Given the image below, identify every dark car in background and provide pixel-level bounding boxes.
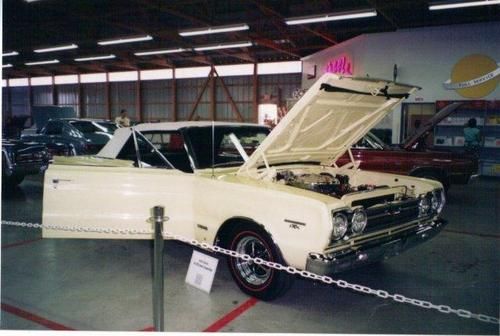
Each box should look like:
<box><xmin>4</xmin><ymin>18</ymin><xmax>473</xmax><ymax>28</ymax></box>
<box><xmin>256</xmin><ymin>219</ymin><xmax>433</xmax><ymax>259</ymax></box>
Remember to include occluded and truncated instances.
<box><xmin>21</xmin><ymin>119</ymin><xmax>118</xmax><ymax>155</ymax></box>
<box><xmin>337</xmin><ymin>102</ymin><xmax>477</xmax><ymax>191</ymax></box>
<box><xmin>2</xmin><ymin>139</ymin><xmax>50</xmax><ymax>188</ymax></box>
<box><xmin>337</xmin><ymin>132</ymin><xmax>477</xmax><ymax>191</ymax></box>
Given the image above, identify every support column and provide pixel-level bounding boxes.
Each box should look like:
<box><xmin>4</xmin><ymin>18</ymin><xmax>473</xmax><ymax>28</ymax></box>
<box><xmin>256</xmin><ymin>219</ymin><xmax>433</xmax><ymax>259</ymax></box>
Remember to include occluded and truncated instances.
<box><xmin>172</xmin><ymin>68</ymin><xmax>177</xmax><ymax>121</ymax></box>
<box><xmin>136</xmin><ymin>70</ymin><xmax>143</xmax><ymax>122</ymax></box>
<box><xmin>252</xmin><ymin>63</ymin><xmax>259</xmax><ymax>123</ymax></box>
<box><xmin>52</xmin><ymin>75</ymin><xmax>58</xmax><ymax>105</ymax></box>
<box><xmin>6</xmin><ymin>79</ymin><xmax>13</xmax><ymax>119</ymax></box>
<box><xmin>105</xmin><ymin>72</ymin><xmax>111</xmax><ymax>120</ymax></box>
<box><xmin>28</xmin><ymin>78</ymin><xmax>33</xmax><ymax>121</ymax></box>
<box><xmin>210</xmin><ymin>65</ymin><xmax>216</xmax><ymax>121</ymax></box>
<box><xmin>78</xmin><ymin>74</ymin><xmax>84</xmax><ymax>118</ymax></box>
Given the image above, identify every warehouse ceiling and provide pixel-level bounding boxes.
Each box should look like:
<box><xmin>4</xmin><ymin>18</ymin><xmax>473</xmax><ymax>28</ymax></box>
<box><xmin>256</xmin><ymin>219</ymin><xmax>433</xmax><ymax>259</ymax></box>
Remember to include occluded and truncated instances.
<box><xmin>2</xmin><ymin>0</ymin><xmax>499</xmax><ymax>78</ymax></box>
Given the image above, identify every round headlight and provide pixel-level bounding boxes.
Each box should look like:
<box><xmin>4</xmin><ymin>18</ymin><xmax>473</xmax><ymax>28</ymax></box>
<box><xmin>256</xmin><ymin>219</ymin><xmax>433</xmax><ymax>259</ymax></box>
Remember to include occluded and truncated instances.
<box><xmin>332</xmin><ymin>212</ymin><xmax>348</xmax><ymax>240</ymax></box>
<box><xmin>437</xmin><ymin>190</ymin><xmax>446</xmax><ymax>214</ymax></box>
<box><xmin>419</xmin><ymin>196</ymin><xmax>431</xmax><ymax>216</ymax></box>
<box><xmin>351</xmin><ymin>208</ymin><xmax>367</xmax><ymax>234</ymax></box>
<box><xmin>431</xmin><ymin>192</ymin><xmax>439</xmax><ymax>212</ymax></box>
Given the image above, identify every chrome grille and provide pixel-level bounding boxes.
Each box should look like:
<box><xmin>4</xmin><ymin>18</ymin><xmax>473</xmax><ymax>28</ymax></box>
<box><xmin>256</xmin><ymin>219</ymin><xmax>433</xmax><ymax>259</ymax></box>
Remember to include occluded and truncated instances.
<box><xmin>364</xmin><ymin>198</ymin><xmax>420</xmax><ymax>233</ymax></box>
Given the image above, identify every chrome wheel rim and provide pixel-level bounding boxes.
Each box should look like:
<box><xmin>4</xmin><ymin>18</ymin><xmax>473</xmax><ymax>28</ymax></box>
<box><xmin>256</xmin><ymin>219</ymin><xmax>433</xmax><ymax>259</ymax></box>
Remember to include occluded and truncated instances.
<box><xmin>234</xmin><ymin>236</ymin><xmax>271</xmax><ymax>286</ymax></box>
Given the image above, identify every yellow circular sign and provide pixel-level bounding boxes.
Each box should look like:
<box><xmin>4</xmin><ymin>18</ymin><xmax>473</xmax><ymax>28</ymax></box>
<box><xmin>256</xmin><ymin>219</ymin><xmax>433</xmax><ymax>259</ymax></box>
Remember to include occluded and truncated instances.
<box><xmin>448</xmin><ymin>54</ymin><xmax>499</xmax><ymax>98</ymax></box>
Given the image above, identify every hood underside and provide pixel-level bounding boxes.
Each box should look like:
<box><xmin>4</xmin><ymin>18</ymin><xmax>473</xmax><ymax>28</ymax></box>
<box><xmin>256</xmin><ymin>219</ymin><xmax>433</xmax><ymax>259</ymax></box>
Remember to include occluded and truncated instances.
<box><xmin>239</xmin><ymin>74</ymin><xmax>419</xmax><ymax>175</ymax></box>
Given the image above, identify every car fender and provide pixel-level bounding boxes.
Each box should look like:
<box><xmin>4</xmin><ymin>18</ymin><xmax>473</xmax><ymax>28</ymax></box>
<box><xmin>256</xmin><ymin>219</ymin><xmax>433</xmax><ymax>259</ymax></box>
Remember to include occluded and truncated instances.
<box><xmin>193</xmin><ymin>175</ymin><xmax>339</xmax><ymax>269</ymax></box>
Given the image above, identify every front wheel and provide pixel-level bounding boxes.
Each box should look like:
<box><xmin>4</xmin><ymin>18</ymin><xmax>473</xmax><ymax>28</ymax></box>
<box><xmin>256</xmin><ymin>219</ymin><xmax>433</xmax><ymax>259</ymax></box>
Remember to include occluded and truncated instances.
<box><xmin>227</xmin><ymin>226</ymin><xmax>293</xmax><ymax>301</ymax></box>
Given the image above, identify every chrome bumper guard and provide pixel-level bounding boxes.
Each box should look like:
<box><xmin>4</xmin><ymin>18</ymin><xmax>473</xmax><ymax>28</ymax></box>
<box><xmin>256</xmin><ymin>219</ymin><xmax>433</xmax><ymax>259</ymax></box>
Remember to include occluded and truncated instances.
<box><xmin>306</xmin><ymin>218</ymin><xmax>447</xmax><ymax>275</ymax></box>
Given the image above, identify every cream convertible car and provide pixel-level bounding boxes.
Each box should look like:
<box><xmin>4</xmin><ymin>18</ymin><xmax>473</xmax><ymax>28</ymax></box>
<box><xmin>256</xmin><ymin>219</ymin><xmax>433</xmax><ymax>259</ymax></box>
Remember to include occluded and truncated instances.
<box><xmin>43</xmin><ymin>74</ymin><xmax>446</xmax><ymax>300</ymax></box>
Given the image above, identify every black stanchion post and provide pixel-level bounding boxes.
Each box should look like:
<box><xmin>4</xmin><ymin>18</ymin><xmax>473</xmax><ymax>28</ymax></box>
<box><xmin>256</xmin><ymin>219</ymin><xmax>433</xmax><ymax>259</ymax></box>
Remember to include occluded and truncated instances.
<box><xmin>153</xmin><ymin>206</ymin><xmax>165</xmax><ymax>331</ymax></box>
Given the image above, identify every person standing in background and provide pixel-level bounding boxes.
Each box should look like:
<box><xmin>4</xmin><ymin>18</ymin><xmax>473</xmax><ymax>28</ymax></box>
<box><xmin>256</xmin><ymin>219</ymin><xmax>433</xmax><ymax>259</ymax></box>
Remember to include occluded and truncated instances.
<box><xmin>463</xmin><ymin>118</ymin><xmax>481</xmax><ymax>153</ymax></box>
<box><xmin>115</xmin><ymin>109</ymin><xmax>131</xmax><ymax>127</ymax></box>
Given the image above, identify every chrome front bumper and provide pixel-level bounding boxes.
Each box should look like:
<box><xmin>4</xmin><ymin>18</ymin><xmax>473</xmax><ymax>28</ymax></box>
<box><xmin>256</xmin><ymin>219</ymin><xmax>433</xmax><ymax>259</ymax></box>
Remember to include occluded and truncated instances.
<box><xmin>306</xmin><ymin>218</ymin><xmax>447</xmax><ymax>275</ymax></box>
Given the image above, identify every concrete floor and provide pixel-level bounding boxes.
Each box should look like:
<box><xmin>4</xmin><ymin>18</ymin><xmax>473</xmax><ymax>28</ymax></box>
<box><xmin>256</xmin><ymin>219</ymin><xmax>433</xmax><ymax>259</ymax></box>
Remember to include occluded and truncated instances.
<box><xmin>1</xmin><ymin>175</ymin><xmax>499</xmax><ymax>334</ymax></box>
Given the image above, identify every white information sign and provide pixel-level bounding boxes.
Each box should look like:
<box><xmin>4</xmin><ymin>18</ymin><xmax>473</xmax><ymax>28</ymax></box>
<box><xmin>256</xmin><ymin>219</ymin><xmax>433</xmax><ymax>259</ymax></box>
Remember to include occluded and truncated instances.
<box><xmin>185</xmin><ymin>250</ymin><xmax>219</xmax><ymax>293</ymax></box>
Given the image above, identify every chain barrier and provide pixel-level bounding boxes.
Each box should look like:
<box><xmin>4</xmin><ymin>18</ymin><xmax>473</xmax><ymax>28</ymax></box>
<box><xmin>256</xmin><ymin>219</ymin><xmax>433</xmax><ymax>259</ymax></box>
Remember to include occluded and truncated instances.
<box><xmin>2</xmin><ymin>219</ymin><xmax>499</xmax><ymax>325</ymax></box>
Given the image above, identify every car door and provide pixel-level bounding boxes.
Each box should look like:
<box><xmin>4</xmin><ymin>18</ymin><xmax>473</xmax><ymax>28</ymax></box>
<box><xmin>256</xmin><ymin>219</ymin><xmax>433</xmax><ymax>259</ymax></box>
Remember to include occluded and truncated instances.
<box><xmin>43</xmin><ymin>131</ymin><xmax>196</xmax><ymax>240</ymax></box>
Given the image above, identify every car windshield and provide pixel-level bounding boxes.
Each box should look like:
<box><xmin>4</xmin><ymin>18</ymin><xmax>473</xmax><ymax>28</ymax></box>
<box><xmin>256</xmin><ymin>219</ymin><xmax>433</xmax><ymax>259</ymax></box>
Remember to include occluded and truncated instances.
<box><xmin>184</xmin><ymin>126</ymin><xmax>269</xmax><ymax>169</ymax></box>
<box><xmin>353</xmin><ymin>132</ymin><xmax>387</xmax><ymax>150</ymax></box>
<box><xmin>70</xmin><ymin>121</ymin><xmax>117</xmax><ymax>134</ymax></box>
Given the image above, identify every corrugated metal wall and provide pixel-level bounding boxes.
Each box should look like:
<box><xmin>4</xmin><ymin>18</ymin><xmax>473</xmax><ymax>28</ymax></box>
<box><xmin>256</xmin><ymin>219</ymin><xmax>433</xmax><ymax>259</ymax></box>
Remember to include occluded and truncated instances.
<box><xmin>259</xmin><ymin>74</ymin><xmax>302</xmax><ymax>103</ymax></box>
<box><xmin>32</xmin><ymin>86</ymin><xmax>52</xmax><ymax>106</ymax></box>
<box><xmin>216</xmin><ymin>76</ymin><xmax>253</xmax><ymax>121</ymax></box>
<box><xmin>2</xmin><ymin>89</ymin><xmax>8</xmax><ymax>117</ymax></box>
<box><xmin>142</xmin><ymin>80</ymin><xmax>172</xmax><ymax>122</ymax></box>
<box><xmin>111</xmin><ymin>82</ymin><xmax>136</xmax><ymax>118</ymax></box>
<box><xmin>9</xmin><ymin>87</ymin><xmax>30</xmax><ymax>117</ymax></box>
<box><xmin>177</xmin><ymin>78</ymin><xmax>209</xmax><ymax>121</ymax></box>
<box><xmin>81</xmin><ymin>83</ymin><xmax>106</xmax><ymax>119</ymax></box>
<box><xmin>4</xmin><ymin>73</ymin><xmax>301</xmax><ymax>123</ymax></box>
<box><xmin>57</xmin><ymin>84</ymin><xmax>79</xmax><ymax>116</ymax></box>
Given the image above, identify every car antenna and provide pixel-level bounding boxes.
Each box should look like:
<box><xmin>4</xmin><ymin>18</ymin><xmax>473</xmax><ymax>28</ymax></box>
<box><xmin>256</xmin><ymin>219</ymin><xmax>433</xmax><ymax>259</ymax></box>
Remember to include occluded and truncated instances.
<box><xmin>211</xmin><ymin>120</ymin><xmax>215</xmax><ymax>179</ymax></box>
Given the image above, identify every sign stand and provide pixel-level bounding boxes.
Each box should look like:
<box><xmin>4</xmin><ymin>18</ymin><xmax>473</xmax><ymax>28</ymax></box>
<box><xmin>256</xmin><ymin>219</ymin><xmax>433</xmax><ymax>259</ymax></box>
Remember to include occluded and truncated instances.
<box><xmin>152</xmin><ymin>206</ymin><xmax>165</xmax><ymax>332</ymax></box>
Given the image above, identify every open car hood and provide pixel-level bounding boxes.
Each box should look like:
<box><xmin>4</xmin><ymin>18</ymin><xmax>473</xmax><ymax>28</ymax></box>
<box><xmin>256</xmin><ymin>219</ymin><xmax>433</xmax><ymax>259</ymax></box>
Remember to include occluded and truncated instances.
<box><xmin>239</xmin><ymin>73</ymin><xmax>419</xmax><ymax>175</ymax></box>
<box><xmin>402</xmin><ymin>102</ymin><xmax>463</xmax><ymax>150</ymax></box>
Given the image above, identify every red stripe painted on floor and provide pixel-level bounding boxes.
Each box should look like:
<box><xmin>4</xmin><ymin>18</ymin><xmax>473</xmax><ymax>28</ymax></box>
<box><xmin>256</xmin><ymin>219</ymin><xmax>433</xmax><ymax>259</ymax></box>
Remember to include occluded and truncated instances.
<box><xmin>1</xmin><ymin>303</ymin><xmax>75</xmax><ymax>330</ymax></box>
<box><xmin>139</xmin><ymin>326</ymin><xmax>155</xmax><ymax>331</ymax></box>
<box><xmin>443</xmin><ymin>229</ymin><xmax>500</xmax><ymax>239</ymax></box>
<box><xmin>2</xmin><ymin>238</ymin><xmax>42</xmax><ymax>249</ymax></box>
<box><xmin>203</xmin><ymin>297</ymin><xmax>258</xmax><ymax>332</ymax></box>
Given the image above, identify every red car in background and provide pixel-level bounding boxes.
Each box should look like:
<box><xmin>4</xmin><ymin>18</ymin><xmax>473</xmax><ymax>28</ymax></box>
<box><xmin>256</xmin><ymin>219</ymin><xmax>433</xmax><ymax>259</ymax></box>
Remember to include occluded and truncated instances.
<box><xmin>337</xmin><ymin>103</ymin><xmax>478</xmax><ymax>191</ymax></box>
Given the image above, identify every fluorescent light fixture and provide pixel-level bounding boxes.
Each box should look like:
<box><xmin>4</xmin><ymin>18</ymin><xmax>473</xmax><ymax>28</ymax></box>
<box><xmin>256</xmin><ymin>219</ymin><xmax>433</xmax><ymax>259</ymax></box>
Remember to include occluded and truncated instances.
<box><xmin>179</xmin><ymin>23</ymin><xmax>249</xmax><ymax>37</ymax></box>
<box><xmin>134</xmin><ymin>48</ymin><xmax>188</xmax><ymax>56</ymax></box>
<box><xmin>285</xmin><ymin>9</ymin><xmax>377</xmax><ymax>25</ymax></box>
<box><xmin>34</xmin><ymin>43</ymin><xmax>78</xmax><ymax>53</ymax></box>
<box><xmin>75</xmin><ymin>54</ymin><xmax>116</xmax><ymax>62</ymax></box>
<box><xmin>2</xmin><ymin>64</ymin><xmax>13</xmax><ymax>68</ymax></box>
<box><xmin>25</xmin><ymin>59</ymin><xmax>59</xmax><ymax>66</ymax></box>
<box><xmin>2</xmin><ymin>51</ymin><xmax>19</xmax><ymax>57</ymax></box>
<box><xmin>429</xmin><ymin>0</ymin><xmax>500</xmax><ymax>10</ymax></box>
<box><xmin>194</xmin><ymin>41</ymin><xmax>252</xmax><ymax>52</ymax></box>
<box><xmin>98</xmin><ymin>35</ymin><xmax>153</xmax><ymax>46</ymax></box>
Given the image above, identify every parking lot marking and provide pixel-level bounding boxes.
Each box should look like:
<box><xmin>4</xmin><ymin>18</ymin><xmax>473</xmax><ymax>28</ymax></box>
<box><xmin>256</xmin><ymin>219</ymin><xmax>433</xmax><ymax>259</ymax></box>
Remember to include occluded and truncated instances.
<box><xmin>203</xmin><ymin>297</ymin><xmax>258</xmax><ymax>332</ymax></box>
<box><xmin>1</xmin><ymin>302</ymin><xmax>75</xmax><ymax>330</ymax></box>
<box><xmin>2</xmin><ymin>238</ymin><xmax>42</xmax><ymax>249</ymax></box>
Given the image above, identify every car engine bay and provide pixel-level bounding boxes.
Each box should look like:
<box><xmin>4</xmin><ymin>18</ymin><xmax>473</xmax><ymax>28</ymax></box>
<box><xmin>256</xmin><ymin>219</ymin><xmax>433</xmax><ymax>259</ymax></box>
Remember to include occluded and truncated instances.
<box><xmin>274</xmin><ymin>170</ymin><xmax>381</xmax><ymax>198</ymax></box>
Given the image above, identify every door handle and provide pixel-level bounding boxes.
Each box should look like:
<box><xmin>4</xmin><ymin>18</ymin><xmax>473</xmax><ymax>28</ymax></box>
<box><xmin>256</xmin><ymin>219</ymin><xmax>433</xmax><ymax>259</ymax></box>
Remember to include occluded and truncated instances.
<box><xmin>52</xmin><ymin>178</ymin><xmax>72</xmax><ymax>183</ymax></box>
<box><xmin>51</xmin><ymin>178</ymin><xmax>72</xmax><ymax>189</ymax></box>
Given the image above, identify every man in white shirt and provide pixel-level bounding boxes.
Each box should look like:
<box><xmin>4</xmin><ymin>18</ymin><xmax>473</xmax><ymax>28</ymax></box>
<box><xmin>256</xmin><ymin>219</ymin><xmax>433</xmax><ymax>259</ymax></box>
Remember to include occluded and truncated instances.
<box><xmin>115</xmin><ymin>109</ymin><xmax>131</xmax><ymax>127</ymax></box>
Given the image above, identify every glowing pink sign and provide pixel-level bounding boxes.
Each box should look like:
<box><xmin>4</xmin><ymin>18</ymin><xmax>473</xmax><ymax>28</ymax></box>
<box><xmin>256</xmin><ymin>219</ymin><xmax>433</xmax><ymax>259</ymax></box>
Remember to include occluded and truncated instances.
<box><xmin>325</xmin><ymin>55</ymin><xmax>353</xmax><ymax>75</ymax></box>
